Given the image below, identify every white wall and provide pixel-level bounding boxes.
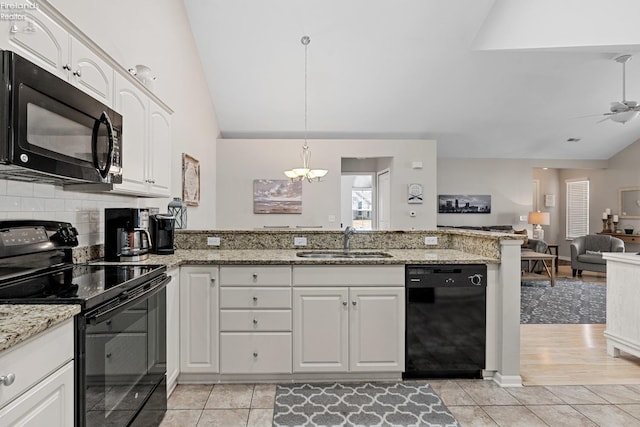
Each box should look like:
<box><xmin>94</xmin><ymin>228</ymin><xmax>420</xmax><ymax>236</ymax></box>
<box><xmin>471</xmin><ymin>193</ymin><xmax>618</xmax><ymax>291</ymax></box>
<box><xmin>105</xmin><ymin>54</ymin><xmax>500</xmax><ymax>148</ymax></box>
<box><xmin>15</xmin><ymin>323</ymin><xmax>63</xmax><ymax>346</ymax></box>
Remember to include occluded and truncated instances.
<box><xmin>48</xmin><ymin>0</ymin><xmax>220</xmax><ymax>229</ymax></box>
<box><xmin>216</xmin><ymin>139</ymin><xmax>437</xmax><ymax>230</ymax></box>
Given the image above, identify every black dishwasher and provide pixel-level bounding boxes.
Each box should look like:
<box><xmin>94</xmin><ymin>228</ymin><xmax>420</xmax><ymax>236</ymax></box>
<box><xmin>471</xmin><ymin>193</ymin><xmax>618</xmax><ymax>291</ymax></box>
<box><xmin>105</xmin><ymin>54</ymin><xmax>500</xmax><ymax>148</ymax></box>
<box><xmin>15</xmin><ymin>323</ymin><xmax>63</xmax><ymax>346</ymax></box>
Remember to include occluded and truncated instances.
<box><xmin>404</xmin><ymin>264</ymin><xmax>486</xmax><ymax>379</ymax></box>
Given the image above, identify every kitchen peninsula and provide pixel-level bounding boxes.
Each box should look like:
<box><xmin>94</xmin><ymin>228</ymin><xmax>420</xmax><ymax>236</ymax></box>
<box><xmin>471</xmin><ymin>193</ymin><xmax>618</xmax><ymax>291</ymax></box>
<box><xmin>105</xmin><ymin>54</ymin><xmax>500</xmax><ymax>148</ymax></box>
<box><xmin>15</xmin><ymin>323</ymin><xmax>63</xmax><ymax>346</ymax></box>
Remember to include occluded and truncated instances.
<box><xmin>153</xmin><ymin>228</ymin><xmax>524</xmax><ymax>387</ymax></box>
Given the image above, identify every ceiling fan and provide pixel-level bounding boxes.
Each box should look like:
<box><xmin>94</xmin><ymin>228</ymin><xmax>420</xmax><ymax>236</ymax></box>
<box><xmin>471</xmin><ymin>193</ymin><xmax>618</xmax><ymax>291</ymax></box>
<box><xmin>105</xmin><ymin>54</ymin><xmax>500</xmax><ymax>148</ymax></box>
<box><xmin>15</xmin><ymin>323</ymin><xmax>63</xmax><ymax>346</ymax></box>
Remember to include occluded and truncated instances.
<box><xmin>600</xmin><ymin>54</ymin><xmax>640</xmax><ymax>124</ymax></box>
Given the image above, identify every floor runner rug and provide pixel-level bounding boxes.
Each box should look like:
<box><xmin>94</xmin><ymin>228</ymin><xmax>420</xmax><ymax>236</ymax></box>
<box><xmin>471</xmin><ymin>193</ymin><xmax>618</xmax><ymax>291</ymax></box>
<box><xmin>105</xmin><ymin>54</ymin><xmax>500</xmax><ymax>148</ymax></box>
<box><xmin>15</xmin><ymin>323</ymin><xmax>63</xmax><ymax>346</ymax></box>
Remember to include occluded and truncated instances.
<box><xmin>273</xmin><ymin>382</ymin><xmax>459</xmax><ymax>427</ymax></box>
<box><xmin>521</xmin><ymin>278</ymin><xmax>606</xmax><ymax>324</ymax></box>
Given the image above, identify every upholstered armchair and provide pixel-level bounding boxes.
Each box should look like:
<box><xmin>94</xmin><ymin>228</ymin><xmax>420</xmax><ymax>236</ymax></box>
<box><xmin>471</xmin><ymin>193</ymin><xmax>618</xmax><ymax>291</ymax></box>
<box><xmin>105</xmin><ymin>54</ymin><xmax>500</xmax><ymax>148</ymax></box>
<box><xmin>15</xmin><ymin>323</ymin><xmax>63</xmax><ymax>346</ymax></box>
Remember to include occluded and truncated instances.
<box><xmin>570</xmin><ymin>234</ymin><xmax>625</xmax><ymax>277</ymax></box>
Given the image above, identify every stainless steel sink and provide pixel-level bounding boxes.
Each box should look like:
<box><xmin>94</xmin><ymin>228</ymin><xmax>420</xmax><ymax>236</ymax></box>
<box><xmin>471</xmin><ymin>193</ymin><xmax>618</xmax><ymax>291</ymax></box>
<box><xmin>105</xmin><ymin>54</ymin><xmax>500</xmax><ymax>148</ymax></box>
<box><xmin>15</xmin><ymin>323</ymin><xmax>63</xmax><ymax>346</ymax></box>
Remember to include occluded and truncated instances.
<box><xmin>296</xmin><ymin>251</ymin><xmax>392</xmax><ymax>259</ymax></box>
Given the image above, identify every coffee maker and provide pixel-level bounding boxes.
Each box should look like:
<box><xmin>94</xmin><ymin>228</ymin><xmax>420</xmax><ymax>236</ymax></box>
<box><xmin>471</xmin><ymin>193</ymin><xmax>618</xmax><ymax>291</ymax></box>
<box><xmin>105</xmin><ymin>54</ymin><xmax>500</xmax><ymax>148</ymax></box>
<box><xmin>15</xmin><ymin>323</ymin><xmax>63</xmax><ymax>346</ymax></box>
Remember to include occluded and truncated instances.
<box><xmin>104</xmin><ymin>208</ymin><xmax>152</xmax><ymax>261</ymax></box>
<box><xmin>149</xmin><ymin>214</ymin><xmax>175</xmax><ymax>255</ymax></box>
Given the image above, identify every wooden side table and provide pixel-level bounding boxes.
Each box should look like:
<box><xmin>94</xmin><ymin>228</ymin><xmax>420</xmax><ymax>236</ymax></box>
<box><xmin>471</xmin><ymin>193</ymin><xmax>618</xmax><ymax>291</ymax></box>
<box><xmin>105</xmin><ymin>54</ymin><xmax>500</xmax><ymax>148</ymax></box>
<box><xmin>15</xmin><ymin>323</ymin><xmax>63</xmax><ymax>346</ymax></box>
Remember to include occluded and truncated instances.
<box><xmin>521</xmin><ymin>252</ymin><xmax>556</xmax><ymax>286</ymax></box>
<box><xmin>546</xmin><ymin>244</ymin><xmax>559</xmax><ymax>273</ymax></box>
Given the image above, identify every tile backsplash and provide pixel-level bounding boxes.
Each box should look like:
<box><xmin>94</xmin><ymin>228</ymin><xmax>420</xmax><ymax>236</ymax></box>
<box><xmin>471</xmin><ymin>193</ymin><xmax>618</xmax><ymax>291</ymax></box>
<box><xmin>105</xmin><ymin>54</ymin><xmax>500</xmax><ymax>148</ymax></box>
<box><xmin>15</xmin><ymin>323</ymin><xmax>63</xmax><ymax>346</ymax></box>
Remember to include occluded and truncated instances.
<box><xmin>0</xmin><ymin>179</ymin><xmax>146</xmax><ymax>247</ymax></box>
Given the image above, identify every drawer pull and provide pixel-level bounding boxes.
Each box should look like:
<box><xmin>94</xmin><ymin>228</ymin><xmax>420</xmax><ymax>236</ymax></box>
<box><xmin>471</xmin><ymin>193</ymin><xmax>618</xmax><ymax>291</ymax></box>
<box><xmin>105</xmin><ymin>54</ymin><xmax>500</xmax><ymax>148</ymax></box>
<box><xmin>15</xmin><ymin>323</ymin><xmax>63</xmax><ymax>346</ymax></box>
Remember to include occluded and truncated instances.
<box><xmin>253</xmin><ymin>319</ymin><xmax>258</xmax><ymax>325</ymax></box>
<box><xmin>252</xmin><ymin>296</ymin><xmax>258</xmax><ymax>302</ymax></box>
<box><xmin>0</xmin><ymin>373</ymin><xmax>15</xmax><ymax>386</ymax></box>
<box><xmin>252</xmin><ymin>273</ymin><xmax>258</xmax><ymax>280</ymax></box>
<box><xmin>253</xmin><ymin>352</ymin><xmax>258</xmax><ymax>358</ymax></box>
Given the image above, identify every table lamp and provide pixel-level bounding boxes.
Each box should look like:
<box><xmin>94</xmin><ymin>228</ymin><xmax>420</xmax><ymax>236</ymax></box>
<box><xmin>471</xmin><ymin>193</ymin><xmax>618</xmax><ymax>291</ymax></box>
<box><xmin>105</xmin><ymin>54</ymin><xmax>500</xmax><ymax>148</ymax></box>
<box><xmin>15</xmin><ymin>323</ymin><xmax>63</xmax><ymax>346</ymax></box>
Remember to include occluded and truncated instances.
<box><xmin>528</xmin><ymin>211</ymin><xmax>550</xmax><ymax>241</ymax></box>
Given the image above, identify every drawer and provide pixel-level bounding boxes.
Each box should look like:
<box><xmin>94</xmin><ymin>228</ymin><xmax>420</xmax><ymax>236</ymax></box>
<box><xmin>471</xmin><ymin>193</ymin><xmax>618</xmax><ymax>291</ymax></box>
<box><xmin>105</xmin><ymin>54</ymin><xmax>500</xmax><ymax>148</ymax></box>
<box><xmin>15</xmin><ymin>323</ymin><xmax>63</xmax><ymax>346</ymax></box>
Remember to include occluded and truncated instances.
<box><xmin>220</xmin><ymin>287</ymin><xmax>291</xmax><ymax>309</ymax></box>
<box><xmin>293</xmin><ymin>265</ymin><xmax>405</xmax><ymax>286</ymax></box>
<box><xmin>0</xmin><ymin>320</ymin><xmax>74</xmax><ymax>408</ymax></box>
<box><xmin>220</xmin><ymin>310</ymin><xmax>291</xmax><ymax>332</ymax></box>
<box><xmin>220</xmin><ymin>266</ymin><xmax>291</xmax><ymax>286</ymax></box>
<box><xmin>220</xmin><ymin>332</ymin><xmax>292</xmax><ymax>374</ymax></box>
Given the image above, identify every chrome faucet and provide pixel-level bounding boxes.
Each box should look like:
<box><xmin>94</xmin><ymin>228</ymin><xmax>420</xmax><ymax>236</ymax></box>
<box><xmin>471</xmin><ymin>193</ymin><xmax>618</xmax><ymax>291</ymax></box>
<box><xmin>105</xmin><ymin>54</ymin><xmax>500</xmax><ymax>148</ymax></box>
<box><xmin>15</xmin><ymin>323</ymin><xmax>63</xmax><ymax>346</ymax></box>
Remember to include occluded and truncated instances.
<box><xmin>343</xmin><ymin>226</ymin><xmax>357</xmax><ymax>251</ymax></box>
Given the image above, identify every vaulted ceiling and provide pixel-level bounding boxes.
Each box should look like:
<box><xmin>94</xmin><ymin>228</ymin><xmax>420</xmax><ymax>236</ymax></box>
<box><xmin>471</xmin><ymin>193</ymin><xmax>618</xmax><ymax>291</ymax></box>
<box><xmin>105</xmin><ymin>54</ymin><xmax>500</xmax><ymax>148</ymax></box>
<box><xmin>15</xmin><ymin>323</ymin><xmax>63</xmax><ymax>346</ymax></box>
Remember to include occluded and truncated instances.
<box><xmin>184</xmin><ymin>0</ymin><xmax>640</xmax><ymax>159</ymax></box>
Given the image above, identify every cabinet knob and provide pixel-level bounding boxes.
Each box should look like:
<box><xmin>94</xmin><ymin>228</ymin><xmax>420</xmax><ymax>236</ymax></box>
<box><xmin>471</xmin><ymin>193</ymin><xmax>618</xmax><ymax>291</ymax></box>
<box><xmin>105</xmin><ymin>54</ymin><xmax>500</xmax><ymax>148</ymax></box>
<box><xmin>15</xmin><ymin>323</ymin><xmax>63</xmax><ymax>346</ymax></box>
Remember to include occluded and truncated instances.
<box><xmin>252</xmin><ymin>296</ymin><xmax>258</xmax><ymax>302</ymax></box>
<box><xmin>253</xmin><ymin>352</ymin><xmax>258</xmax><ymax>358</ymax></box>
<box><xmin>342</xmin><ymin>301</ymin><xmax>348</xmax><ymax>306</ymax></box>
<box><xmin>253</xmin><ymin>319</ymin><xmax>258</xmax><ymax>325</ymax></box>
<box><xmin>73</xmin><ymin>69</ymin><xmax>82</xmax><ymax>77</ymax></box>
<box><xmin>106</xmin><ymin>353</ymin><xmax>112</xmax><ymax>359</ymax></box>
<box><xmin>62</xmin><ymin>64</ymin><xmax>71</xmax><ymax>71</ymax></box>
<box><xmin>252</xmin><ymin>273</ymin><xmax>258</xmax><ymax>280</ymax></box>
<box><xmin>352</xmin><ymin>301</ymin><xmax>357</xmax><ymax>306</ymax></box>
<box><xmin>0</xmin><ymin>373</ymin><xmax>15</xmax><ymax>386</ymax></box>
<box><xmin>210</xmin><ymin>277</ymin><xmax>216</xmax><ymax>283</ymax></box>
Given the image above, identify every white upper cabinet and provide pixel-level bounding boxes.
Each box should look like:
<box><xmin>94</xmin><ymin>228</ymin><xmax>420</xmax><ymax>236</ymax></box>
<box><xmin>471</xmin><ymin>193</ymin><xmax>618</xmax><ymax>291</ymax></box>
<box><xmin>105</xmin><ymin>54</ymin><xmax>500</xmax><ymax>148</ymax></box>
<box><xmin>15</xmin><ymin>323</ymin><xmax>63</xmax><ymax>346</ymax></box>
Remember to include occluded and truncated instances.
<box><xmin>113</xmin><ymin>74</ymin><xmax>172</xmax><ymax>197</ymax></box>
<box><xmin>1</xmin><ymin>1</ymin><xmax>114</xmax><ymax>106</ymax></box>
<box><xmin>114</xmin><ymin>74</ymin><xmax>148</xmax><ymax>194</ymax></box>
<box><xmin>148</xmin><ymin>100</ymin><xmax>172</xmax><ymax>196</ymax></box>
<box><xmin>1</xmin><ymin>0</ymin><xmax>173</xmax><ymax>197</ymax></box>
<box><xmin>2</xmin><ymin>1</ymin><xmax>68</xmax><ymax>78</ymax></box>
<box><xmin>69</xmin><ymin>37</ymin><xmax>113</xmax><ymax>105</ymax></box>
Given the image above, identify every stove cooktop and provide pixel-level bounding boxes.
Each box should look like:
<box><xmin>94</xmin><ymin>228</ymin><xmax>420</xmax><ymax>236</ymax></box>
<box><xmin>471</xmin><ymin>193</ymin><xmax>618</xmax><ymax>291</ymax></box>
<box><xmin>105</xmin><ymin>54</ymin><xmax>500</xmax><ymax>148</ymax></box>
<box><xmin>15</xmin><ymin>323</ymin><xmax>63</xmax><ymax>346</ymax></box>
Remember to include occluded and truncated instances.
<box><xmin>0</xmin><ymin>264</ymin><xmax>166</xmax><ymax>310</ymax></box>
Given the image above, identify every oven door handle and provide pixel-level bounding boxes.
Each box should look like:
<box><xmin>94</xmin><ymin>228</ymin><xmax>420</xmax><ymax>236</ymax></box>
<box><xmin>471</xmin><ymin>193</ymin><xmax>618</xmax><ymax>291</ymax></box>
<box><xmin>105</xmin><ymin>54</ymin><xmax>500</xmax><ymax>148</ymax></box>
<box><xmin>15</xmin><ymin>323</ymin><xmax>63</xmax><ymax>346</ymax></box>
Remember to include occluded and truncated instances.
<box><xmin>86</xmin><ymin>275</ymin><xmax>170</xmax><ymax>325</ymax></box>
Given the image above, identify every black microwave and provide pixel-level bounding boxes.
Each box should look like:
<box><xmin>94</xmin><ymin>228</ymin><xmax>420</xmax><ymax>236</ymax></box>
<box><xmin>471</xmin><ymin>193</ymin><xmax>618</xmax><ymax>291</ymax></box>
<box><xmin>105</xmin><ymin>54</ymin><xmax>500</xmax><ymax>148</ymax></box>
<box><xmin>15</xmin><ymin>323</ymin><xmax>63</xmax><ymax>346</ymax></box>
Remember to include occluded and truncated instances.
<box><xmin>0</xmin><ymin>50</ymin><xmax>122</xmax><ymax>185</ymax></box>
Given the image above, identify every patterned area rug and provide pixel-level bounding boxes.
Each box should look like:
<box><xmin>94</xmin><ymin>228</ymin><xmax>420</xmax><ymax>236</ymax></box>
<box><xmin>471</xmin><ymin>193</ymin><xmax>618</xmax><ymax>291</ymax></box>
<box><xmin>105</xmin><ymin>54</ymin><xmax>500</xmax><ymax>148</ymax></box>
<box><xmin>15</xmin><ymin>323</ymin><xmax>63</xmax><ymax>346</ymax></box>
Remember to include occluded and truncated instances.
<box><xmin>273</xmin><ymin>382</ymin><xmax>458</xmax><ymax>427</ymax></box>
<box><xmin>521</xmin><ymin>278</ymin><xmax>606</xmax><ymax>324</ymax></box>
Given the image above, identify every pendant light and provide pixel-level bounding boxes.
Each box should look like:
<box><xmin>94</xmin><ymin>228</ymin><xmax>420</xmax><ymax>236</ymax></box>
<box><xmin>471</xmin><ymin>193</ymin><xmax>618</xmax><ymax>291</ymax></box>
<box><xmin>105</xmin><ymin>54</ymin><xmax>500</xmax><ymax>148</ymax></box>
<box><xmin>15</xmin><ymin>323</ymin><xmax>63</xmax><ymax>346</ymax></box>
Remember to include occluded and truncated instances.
<box><xmin>284</xmin><ymin>35</ymin><xmax>328</xmax><ymax>182</ymax></box>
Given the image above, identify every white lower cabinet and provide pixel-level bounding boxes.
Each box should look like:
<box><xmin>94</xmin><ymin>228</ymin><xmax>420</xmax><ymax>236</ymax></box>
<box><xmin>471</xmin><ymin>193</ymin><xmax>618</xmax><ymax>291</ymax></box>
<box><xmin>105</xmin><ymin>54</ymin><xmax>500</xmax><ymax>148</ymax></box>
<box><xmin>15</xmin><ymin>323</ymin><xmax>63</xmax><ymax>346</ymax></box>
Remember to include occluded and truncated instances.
<box><xmin>0</xmin><ymin>320</ymin><xmax>75</xmax><ymax>427</ymax></box>
<box><xmin>219</xmin><ymin>266</ymin><xmax>292</xmax><ymax>374</ymax></box>
<box><xmin>166</xmin><ymin>268</ymin><xmax>180</xmax><ymax>393</ymax></box>
<box><xmin>293</xmin><ymin>265</ymin><xmax>405</xmax><ymax>374</ymax></box>
<box><xmin>180</xmin><ymin>266</ymin><xmax>219</xmax><ymax>373</ymax></box>
<box><xmin>293</xmin><ymin>287</ymin><xmax>349</xmax><ymax>372</ymax></box>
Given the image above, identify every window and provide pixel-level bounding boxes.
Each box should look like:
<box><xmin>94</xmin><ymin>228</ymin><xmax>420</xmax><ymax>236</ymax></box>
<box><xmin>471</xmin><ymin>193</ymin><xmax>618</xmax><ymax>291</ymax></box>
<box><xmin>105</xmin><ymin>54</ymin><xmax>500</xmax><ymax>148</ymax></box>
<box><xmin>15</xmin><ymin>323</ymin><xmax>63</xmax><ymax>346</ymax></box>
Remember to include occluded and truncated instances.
<box><xmin>566</xmin><ymin>179</ymin><xmax>589</xmax><ymax>239</ymax></box>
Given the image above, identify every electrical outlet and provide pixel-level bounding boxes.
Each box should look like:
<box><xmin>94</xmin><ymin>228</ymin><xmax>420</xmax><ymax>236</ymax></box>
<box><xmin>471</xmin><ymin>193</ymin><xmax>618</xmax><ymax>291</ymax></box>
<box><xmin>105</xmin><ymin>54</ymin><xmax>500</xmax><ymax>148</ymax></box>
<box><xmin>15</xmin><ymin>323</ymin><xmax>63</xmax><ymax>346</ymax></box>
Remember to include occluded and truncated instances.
<box><xmin>328</xmin><ymin>215</ymin><xmax>336</xmax><ymax>222</ymax></box>
<box><xmin>294</xmin><ymin>237</ymin><xmax>307</xmax><ymax>246</ymax></box>
<box><xmin>424</xmin><ymin>236</ymin><xmax>438</xmax><ymax>245</ymax></box>
<box><xmin>207</xmin><ymin>237</ymin><xmax>220</xmax><ymax>246</ymax></box>
<box><xmin>519</xmin><ymin>215</ymin><xmax>528</xmax><ymax>221</ymax></box>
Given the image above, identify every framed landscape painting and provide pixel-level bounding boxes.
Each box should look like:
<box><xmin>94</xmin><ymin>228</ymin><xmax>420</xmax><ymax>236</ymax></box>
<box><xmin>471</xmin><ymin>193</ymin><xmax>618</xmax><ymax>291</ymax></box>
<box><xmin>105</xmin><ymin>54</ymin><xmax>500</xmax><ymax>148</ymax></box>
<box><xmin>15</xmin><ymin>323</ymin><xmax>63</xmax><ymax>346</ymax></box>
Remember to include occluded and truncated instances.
<box><xmin>253</xmin><ymin>179</ymin><xmax>302</xmax><ymax>214</ymax></box>
<box><xmin>438</xmin><ymin>194</ymin><xmax>491</xmax><ymax>214</ymax></box>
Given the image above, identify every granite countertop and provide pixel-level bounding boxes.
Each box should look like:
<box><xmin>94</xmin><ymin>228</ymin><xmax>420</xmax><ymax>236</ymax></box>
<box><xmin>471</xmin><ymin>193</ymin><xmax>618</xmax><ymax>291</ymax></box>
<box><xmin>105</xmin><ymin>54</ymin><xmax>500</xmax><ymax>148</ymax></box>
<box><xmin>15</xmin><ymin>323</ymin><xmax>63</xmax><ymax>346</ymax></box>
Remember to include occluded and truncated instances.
<box><xmin>0</xmin><ymin>304</ymin><xmax>81</xmax><ymax>353</ymax></box>
<box><xmin>129</xmin><ymin>248</ymin><xmax>499</xmax><ymax>270</ymax></box>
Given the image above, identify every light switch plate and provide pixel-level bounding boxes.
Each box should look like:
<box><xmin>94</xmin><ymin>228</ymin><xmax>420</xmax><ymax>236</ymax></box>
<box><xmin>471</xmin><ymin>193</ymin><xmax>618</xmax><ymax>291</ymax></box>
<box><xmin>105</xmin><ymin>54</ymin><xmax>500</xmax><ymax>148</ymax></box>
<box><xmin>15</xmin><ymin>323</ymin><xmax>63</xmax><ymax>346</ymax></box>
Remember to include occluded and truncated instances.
<box><xmin>424</xmin><ymin>236</ymin><xmax>438</xmax><ymax>245</ymax></box>
<box><xmin>207</xmin><ymin>236</ymin><xmax>220</xmax><ymax>246</ymax></box>
<box><xmin>294</xmin><ymin>237</ymin><xmax>307</xmax><ymax>246</ymax></box>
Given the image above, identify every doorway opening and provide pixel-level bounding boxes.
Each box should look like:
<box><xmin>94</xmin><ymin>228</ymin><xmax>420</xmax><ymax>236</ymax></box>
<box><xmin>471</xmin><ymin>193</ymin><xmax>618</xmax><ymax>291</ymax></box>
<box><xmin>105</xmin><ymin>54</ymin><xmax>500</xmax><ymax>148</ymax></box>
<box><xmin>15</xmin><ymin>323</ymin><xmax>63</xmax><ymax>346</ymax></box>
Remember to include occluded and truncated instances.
<box><xmin>340</xmin><ymin>157</ymin><xmax>392</xmax><ymax>230</ymax></box>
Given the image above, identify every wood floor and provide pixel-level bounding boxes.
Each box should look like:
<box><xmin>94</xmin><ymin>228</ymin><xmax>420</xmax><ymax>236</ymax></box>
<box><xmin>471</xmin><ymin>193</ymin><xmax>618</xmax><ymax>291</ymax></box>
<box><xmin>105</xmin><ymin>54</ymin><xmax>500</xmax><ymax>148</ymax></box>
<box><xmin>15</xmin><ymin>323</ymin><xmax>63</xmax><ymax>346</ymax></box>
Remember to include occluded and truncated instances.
<box><xmin>520</xmin><ymin>265</ymin><xmax>640</xmax><ymax>385</ymax></box>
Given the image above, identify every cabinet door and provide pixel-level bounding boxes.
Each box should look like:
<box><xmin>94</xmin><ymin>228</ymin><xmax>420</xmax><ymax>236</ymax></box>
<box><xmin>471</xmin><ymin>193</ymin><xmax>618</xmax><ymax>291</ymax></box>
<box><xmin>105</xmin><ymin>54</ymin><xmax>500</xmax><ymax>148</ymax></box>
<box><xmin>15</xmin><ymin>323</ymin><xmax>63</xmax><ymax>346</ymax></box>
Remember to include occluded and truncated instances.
<box><xmin>166</xmin><ymin>268</ymin><xmax>180</xmax><ymax>393</ymax></box>
<box><xmin>0</xmin><ymin>361</ymin><xmax>74</xmax><ymax>427</ymax></box>
<box><xmin>349</xmin><ymin>287</ymin><xmax>405</xmax><ymax>372</ymax></box>
<box><xmin>70</xmin><ymin>36</ymin><xmax>113</xmax><ymax>106</ymax></box>
<box><xmin>1</xmin><ymin>1</ymin><xmax>69</xmax><ymax>79</ymax></box>
<box><xmin>180</xmin><ymin>266</ymin><xmax>219</xmax><ymax>373</ymax></box>
<box><xmin>293</xmin><ymin>287</ymin><xmax>348</xmax><ymax>372</ymax></box>
<box><xmin>114</xmin><ymin>74</ymin><xmax>148</xmax><ymax>194</ymax></box>
<box><xmin>148</xmin><ymin>101</ymin><xmax>172</xmax><ymax>196</ymax></box>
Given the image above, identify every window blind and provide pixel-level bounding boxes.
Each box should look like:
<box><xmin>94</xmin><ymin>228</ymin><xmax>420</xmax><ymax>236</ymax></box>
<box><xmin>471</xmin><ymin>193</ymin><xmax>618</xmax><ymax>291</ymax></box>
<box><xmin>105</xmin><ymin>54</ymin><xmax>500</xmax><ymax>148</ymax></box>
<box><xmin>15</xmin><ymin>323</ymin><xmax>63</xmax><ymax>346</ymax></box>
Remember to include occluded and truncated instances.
<box><xmin>566</xmin><ymin>179</ymin><xmax>589</xmax><ymax>239</ymax></box>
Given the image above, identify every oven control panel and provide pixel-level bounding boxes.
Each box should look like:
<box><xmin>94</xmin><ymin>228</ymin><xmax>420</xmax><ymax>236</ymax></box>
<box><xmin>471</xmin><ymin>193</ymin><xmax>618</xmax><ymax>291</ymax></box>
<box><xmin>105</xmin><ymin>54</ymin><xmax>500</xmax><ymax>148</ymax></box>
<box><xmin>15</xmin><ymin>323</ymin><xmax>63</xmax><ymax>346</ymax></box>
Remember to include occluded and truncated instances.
<box><xmin>0</xmin><ymin>226</ymin><xmax>48</xmax><ymax>246</ymax></box>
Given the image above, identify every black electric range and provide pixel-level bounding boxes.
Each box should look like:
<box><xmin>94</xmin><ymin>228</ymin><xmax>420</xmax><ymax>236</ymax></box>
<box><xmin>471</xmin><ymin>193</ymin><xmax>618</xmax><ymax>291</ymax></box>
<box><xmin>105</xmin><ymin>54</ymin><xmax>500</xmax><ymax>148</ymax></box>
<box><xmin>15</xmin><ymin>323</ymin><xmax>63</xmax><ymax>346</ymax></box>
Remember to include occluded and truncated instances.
<box><xmin>0</xmin><ymin>220</ymin><xmax>169</xmax><ymax>427</ymax></box>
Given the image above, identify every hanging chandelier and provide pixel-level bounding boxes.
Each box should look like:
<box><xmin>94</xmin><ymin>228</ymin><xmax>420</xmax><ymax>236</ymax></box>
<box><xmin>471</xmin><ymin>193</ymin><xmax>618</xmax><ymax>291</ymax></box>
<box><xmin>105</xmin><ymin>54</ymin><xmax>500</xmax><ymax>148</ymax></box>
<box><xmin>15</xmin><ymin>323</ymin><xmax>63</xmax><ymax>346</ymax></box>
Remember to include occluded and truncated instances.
<box><xmin>284</xmin><ymin>35</ymin><xmax>328</xmax><ymax>182</ymax></box>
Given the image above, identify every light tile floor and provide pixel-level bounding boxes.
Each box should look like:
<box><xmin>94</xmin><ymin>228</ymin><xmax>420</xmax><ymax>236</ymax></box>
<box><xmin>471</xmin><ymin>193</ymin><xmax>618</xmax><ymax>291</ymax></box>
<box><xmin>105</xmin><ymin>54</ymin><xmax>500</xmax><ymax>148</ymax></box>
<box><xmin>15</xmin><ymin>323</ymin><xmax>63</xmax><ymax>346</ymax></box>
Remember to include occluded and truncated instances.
<box><xmin>160</xmin><ymin>381</ymin><xmax>640</xmax><ymax>427</ymax></box>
